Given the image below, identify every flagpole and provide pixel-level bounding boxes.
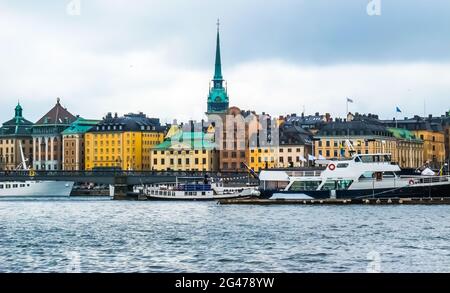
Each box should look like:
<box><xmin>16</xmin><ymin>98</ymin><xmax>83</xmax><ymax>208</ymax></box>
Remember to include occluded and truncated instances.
<box><xmin>346</xmin><ymin>98</ymin><xmax>348</xmax><ymax>117</ymax></box>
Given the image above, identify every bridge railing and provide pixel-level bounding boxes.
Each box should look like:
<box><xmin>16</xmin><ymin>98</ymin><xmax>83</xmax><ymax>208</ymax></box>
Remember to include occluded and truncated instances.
<box><xmin>0</xmin><ymin>170</ymin><xmax>253</xmax><ymax>178</ymax></box>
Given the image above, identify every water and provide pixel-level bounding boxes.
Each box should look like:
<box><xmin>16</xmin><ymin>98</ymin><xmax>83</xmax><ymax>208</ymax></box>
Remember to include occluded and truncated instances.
<box><xmin>1</xmin><ymin>197</ymin><xmax>450</xmax><ymax>273</ymax></box>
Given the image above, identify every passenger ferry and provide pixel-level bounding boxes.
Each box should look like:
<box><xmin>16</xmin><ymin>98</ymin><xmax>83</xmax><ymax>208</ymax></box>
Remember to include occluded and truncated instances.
<box><xmin>0</xmin><ymin>180</ymin><xmax>74</xmax><ymax>197</ymax></box>
<box><xmin>139</xmin><ymin>177</ymin><xmax>260</xmax><ymax>201</ymax></box>
<box><xmin>258</xmin><ymin>154</ymin><xmax>450</xmax><ymax>200</ymax></box>
<box><xmin>0</xmin><ymin>144</ymin><xmax>74</xmax><ymax>197</ymax></box>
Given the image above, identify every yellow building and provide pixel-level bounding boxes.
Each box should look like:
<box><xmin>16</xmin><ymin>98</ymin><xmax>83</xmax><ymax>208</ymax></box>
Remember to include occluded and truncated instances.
<box><xmin>388</xmin><ymin>128</ymin><xmax>424</xmax><ymax>169</ymax></box>
<box><xmin>314</xmin><ymin>120</ymin><xmax>397</xmax><ymax>159</ymax></box>
<box><xmin>84</xmin><ymin>113</ymin><xmax>164</xmax><ymax>171</ymax></box>
<box><xmin>414</xmin><ymin>130</ymin><xmax>445</xmax><ymax>165</ymax></box>
<box><xmin>248</xmin><ymin>147</ymin><xmax>277</xmax><ymax>172</ymax></box>
<box><xmin>314</xmin><ymin>120</ymin><xmax>426</xmax><ymax>169</ymax></box>
<box><xmin>150</xmin><ymin>130</ymin><xmax>218</xmax><ymax>172</ymax></box>
<box><xmin>382</xmin><ymin>117</ymin><xmax>446</xmax><ymax>167</ymax></box>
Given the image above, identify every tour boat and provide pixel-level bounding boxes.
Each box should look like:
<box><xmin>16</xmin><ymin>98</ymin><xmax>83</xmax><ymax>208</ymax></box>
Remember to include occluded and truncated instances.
<box><xmin>258</xmin><ymin>153</ymin><xmax>450</xmax><ymax>200</ymax></box>
<box><xmin>138</xmin><ymin>177</ymin><xmax>260</xmax><ymax>201</ymax></box>
<box><xmin>0</xmin><ymin>180</ymin><xmax>74</xmax><ymax>197</ymax></box>
<box><xmin>0</xmin><ymin>142</ymin><xmax>74</xmax><ymax>197</ymax></box>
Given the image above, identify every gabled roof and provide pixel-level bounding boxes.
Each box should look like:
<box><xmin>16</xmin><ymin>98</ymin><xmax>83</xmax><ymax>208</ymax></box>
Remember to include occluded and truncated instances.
<box><xmin>35</xmin><ymin>99</ymin><xmax>76</xmax><ymax>126</ymax></box>
<box><xmin>387</xmin><ymin>128</ymin><xmax>422</xmax><ymax>142</ymax></box>
<box><xmin>279</xmin><ymin>123</ymin><xmax>313</xmax><ymax>145</ymax></box>
<box><xmin>153</xmin><ymin>131</ymin><xmax>216</xmax><ymax>151</ymax></box>
<box><xmin>89</xmin><ymin>112</ymin><xmax>165</xmax><ymax>133</ymax></box>
<box><xmin>62</xmin><ymin>118</ymin><xmax>100</xmax><ymax>135</ymax></box>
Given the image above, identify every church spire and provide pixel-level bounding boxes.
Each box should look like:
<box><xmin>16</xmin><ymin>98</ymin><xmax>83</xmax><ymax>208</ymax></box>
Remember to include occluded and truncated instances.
<box><xmin>206</xmin><ymin>19</ymin><xmax>229</xmax><ymax>115</ymax></box>
<box><xmin>15</xmin><ymin>101</ymin><xmax>23</xmax><ymax>118</ymax></box>
<box><xmin>213</xmin><ymin>19</ymin><xmax>223</xmax><ymax>84</ymax></box>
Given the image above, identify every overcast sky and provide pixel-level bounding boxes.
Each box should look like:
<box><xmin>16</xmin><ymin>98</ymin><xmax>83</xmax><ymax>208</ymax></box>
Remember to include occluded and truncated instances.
<box><xmin>1</xmin><ymin>0</ymin><xmax>450</xmax><ymax>124</ymax></box>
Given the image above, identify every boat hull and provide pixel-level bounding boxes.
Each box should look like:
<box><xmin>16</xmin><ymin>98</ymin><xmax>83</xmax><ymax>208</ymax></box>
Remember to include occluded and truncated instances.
<box><xmin>261</xmin><ymin>183</ymin><xmax>450</xmax><ymax>200</ymax></box>
<box><xmin>0</xmin><ymin>181</ymin><xmax>74</xmax><ymax>197</ymax></box>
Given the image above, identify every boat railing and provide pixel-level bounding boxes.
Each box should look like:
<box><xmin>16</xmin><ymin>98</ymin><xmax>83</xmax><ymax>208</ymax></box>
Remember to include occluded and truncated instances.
<box><xmin>400</xmin><ymin>175</ymin><xmax>450</xmax><ymax>184</ymax></box>
<box><xmin>287</xmin><ymin>170</ymin><xmax>322</xmax><ymax>177</ymax></box>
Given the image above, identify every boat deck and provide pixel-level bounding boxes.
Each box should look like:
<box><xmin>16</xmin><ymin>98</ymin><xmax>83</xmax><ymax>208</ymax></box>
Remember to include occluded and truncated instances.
<box><xmin>218</xmin><ymin>197</ymin><xmax>450</xmax><ymax>205</ymax></box>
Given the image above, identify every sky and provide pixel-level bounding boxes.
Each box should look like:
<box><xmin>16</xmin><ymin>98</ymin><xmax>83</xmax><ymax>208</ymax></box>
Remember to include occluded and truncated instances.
<box><xmin>0</xmin><ymin>0</ymin><xmax>449</xmax><ymax>124</ymax></box>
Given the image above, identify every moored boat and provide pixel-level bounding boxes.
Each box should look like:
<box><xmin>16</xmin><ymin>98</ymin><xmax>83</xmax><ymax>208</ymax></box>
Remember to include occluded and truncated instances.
<box><xmin>258</xmin><ymin>153</ymin><xmax>450</xmax><ymax>200</ymax></box>
<box><xmin>138</xmin><ymin>177</ymin><xmax>260</xmax><ymax>201</ymax></box>
<box><xmin>0</xmin><ymin>180</ymin><xmax>74</xmax><ymax>197</ymax></box>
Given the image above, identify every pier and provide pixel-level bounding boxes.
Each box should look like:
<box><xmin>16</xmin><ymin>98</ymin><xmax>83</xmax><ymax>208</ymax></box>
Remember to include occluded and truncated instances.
<box><xmin>218</xmin><ymin>197</ymin><xmax>450</xmax><ymax>205</ymax></box>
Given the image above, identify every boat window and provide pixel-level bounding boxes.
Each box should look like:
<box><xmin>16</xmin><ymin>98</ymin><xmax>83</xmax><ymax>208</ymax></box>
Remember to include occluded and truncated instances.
<box><xmin>383</xmin><ymin>172</ymin><xmax>396</xmax><ymax>178</ymax></box>
<box><xmin>361</xmin><ymin>156</ymin><xmax>374</xmax><ymax>163</ymax></box>
<box><xmin>354</xmin><ymin>156</ymin><xmax>362</xmax><ymax>163</ymax></box>
<box><xmin>337</xmin><ymin>163</ymin><xmax>349</xmax><ymax>168</ymax></box>
<box><xmin>6</xmin><ymin>184</ymin><xmax>11</xmax><ymax>188</ymax></box>
<box><xmin>321</xmin><ymin>180</ymin><xmax>353</xmax><ymax>191</ymax></box>
<box><xmin>359</xmin><ymin>172</ymin><xmax>374</xmax><ymax>179</ymax></box>
<box><xmin>260</xmin><ymin>180</ymin><xmax>289</xmax><ymax>190</ymax></box>
<box><xmin>0</xmin><ymin>185</ymin><xmax>3</xmax><ymax>189</ymax></box>
<box><xmin>13</xmin><ymin>184</ymin><xmax>18</xmax><ymax>188</ymax></box>
<box><xmin>20</xmin><ymin>184</ymin><xmax>25</xmax><ymax>187</ymax></box>
<box><xmin>289</xmin><ymin>181</ymin><xmax>321</xmax><ymax>191</ymax></box>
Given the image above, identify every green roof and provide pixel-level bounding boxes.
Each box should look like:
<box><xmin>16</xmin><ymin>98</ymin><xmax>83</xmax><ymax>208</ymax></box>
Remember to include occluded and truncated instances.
<box><xmin>388</xmin><ymin>127</ymin><xmax>422</xmax><ymax>142</ymax></box>
<box><xmin>153</xmin><ymin>131</ymin><xmax>216</xmax><ymax>151</ymax></box>
<box><xmin>62</xmin><ymin>118</ymin><xmax>100</xmax><ymax>135</ymax></box>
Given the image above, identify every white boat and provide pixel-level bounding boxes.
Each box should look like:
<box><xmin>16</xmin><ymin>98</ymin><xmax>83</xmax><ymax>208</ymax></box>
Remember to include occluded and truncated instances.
<box><xmin>0</xmin><ymin>181</ymin><xmax>74</xmax><ymax>197</ymax></box>
<box><xmin>258</xmin><ymin>153</ymin><xmax>450</xmax><ymax>200</ymax></box>
<box><xmin>0</xmin><ymin>142</ymin><xmax>74</xmax><ymax>197</ymax></box>
<box><xmin>138</xmin><ymin>177</ymin><xmax>260</xmax><ymax>201</ymax></box>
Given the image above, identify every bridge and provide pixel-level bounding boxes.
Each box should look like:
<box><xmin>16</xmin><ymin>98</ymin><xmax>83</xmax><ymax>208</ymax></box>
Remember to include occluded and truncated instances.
<box><xmin>0</xmin><ymin>170</ymin><xmax>255</xmax><ymax>185</ymax></box>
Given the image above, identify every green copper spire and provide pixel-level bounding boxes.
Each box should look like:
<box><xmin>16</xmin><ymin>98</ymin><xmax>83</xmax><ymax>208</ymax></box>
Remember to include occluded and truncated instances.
<box><xmin>15</xmin><ymin>102</ymin><xmax>23</xmax><ymax>118</ymax></box>
<box><xmin>213</xmin><ymin>19</ymin><xmax>223</xmax><ymax>83</ymax></box>
<box><xmin>207</xmin><ymin>19</ymin><xmax>229</xmax><ymax>114</ymax></box>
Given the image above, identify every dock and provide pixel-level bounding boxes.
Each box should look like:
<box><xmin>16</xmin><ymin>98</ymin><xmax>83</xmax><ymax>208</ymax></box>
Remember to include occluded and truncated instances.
<box><xmin>218</xmin><ymin>197</ymin><xmax>450</xmax><ymax>205</ymax></box>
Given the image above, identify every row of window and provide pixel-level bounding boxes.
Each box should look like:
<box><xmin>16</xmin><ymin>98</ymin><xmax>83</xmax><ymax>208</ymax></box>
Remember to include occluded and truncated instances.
<box><xmin>155</xmin><ymin>158</ymin><xmax>209</xmax><ymax>165</ymax></box>
<box><xmin>0</xmin><ymin>183</ymin><xmax>31</xmax><ymax>189</ymax></box>
<box><xmin>0</xmin><ymin>139</ymin><xmax>32</xmax><ymax>145</ymax></box>
<box><xmin>154</xmin><ymin>150</ymin><xmax>209</xmax><ymax>155</ymax></box>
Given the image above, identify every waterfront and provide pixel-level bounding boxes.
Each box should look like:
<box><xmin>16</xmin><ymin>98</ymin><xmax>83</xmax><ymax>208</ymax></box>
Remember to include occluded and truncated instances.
<box><xmin>0</xmin><ymin>197</ymin><xmax>450</xmax><ymax>273</ymax></box>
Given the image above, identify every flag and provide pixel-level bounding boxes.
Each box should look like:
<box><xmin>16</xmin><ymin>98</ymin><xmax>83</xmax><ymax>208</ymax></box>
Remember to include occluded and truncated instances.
<box><xmin>396</xmin><ymin>107</ymin><xmax>402</xmax><ymax>113</ymax></box>
<box><xmin>339</xmin><ymin>143</ymin><xmax>345</xmax><ymax>156</ymax></box>
<box><xmin>318</xmin><ymin>155</ymin><xmax>326</xmax><ymax>160</ymax></box>
<box><xmin>308</xmin><ymin>154</ymin><xmax>316</xmax><ymax>161</ymax></box>
<box><xmin>299</xmin><ymin>155</ymin><xmax>307</xmax><ymax>162</ymax></box>
<box><xmin>347</xmin><ymin>98</ymin><xmax>354</xmax><ymax>103</ymax></box>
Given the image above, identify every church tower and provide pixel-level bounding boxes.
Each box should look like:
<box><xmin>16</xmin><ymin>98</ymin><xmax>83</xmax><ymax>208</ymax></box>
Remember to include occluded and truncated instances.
<box><xmin>206</xmin><ymin>20</ymin><xmax>229</xmax><ymax>114</ymax></box>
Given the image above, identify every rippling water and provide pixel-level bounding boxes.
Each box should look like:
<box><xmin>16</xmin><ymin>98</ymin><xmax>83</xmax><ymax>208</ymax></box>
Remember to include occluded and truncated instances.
<box><xmin>1</xmin><ymin>197</ymin><xmax>450</xmax><ymax>272</ymax></box>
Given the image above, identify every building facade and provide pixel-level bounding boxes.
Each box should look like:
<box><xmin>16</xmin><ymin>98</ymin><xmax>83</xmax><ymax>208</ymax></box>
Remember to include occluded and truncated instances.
<box><xmin>62</xmin><ymin>118</ymin><xmax>99</xmax><ymax>171</ymax></box>
<box><xmin>151</xmin><ymin>129</ymin><xmax>219</xmax><ymax>172</ymax></box>
<box><xmin>314</xmin><ymin>119</ymin><xmax>397</xmax><ymax>160</ymax></box>
<box><xmin>32</xmin><ymin>99</ymin><xmax>77</xmax><ymax>170</ymax></box>
<box><xmin>381</xmin><ymin>116</ymin><xmax>445</xmax><ymax>167</ymax></box>
<box><xmin>387</xmin><ymin>128</ymin><xmax>424</xmax><ymax>169</ymax></box>
<box><xmin>0</xmin><ymin>103</ymin><xmax>34</xmax><ymax>170</ymax></box>
<box><xmin>276</xmin><ymin>122</ymin><xmax>313</xmax><ymax>168</ymax></box>
<box><xmin>84</xmin><ymin>113</ymin><xmax>164</xmax><ymax>171</ymax></box>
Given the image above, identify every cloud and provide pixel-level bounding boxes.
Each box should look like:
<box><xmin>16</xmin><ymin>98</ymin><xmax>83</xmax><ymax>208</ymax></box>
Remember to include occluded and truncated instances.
<box><xmin>0</xmin><ymin>0</ymin><xmax>449</xmax><ymax>125</ymax></box>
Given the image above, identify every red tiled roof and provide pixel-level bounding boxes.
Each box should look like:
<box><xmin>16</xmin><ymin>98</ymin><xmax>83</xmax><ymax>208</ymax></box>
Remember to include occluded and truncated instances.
<box><xmin>35</xmin><ymin>99</ymin><xmax>76</xmax><ymax>125</ymax></box>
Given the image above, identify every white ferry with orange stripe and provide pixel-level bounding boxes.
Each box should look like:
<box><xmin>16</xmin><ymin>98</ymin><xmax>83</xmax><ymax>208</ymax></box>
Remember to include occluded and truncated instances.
<box><xmin>258</xmin><ymin>154</ymin><xmax>450</xmax><ymax>199</ymax></box>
